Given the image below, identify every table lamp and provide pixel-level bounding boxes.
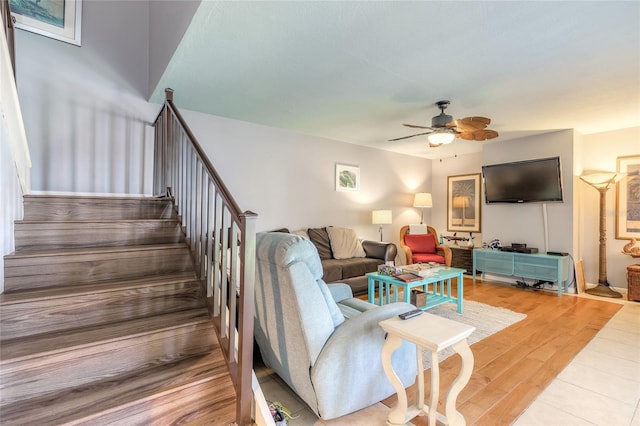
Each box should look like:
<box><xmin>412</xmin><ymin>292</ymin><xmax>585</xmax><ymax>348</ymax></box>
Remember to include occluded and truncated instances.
<box><xmin>372</xmin><ymin>210</ymin><xmax>392</xmax><ymax>242</ymax></box>
<box><xmin>413</xmin><ymin>193</ymin><xmax>432</xmax><ymax>224</ymax></box>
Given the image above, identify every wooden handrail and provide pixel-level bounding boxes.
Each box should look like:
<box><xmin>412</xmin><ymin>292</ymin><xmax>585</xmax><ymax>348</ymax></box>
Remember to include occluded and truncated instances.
<box><xmin>153</xmin><ymin>89</ymin><xmax>257</xmax><ymax>425</ymax></box>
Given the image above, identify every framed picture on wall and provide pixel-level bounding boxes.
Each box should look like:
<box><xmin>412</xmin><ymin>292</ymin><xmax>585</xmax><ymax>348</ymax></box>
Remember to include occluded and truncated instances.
<box><xmin>335</xmin><ymin>163</ymin><xmax>359</xmax><ymax>192</ymax></box>
<box><xmin>9</xmin><ymin>0</ymin><xmax>82</xmax><ymax>46</ymax></box>
<box><xmin>447</xmin><ymin>173</ymin><xmax>481</xmax><ymax>233</ymax></box>
<box><xmin>616</xmin><ymin>155</ymin><xmax>640</xmax><ymax>239</ymax></box>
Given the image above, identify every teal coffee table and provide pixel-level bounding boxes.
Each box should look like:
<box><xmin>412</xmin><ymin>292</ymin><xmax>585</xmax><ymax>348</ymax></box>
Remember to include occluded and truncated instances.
<box><xmin>366</xmin><ymin>267</ymin><xmax>465</xmax><ymax>313</ymax></box>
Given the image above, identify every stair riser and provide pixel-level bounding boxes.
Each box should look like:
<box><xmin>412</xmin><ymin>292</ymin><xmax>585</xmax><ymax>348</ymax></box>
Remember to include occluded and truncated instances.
<box><xmin>0</xmin><ymin>351</ymin><xmax>230</xmax><ymax>425</ymax></box>
<box><xmin>72</xmin><ymin>373</ymin><xmax>235</xmax><ymax>426</ymax></box>
<box><xmin>0</xmin><ymin>322</ymin><xmax>216</xmax><ymax>406</ymax></box>
<box><xmin>15</xmin><ymin>221</ymin><xmax>184</xmax><ymax>251</ymax></box>
<box><xmin>0</xmin><ymin>281</ymin><xmax>204</xmax><ymax>340</ymax></box>
<box><xmin>23</xmin><ymin>198</ymin><xmax>176</xmax><ymax>221</ymax></box>
<box><xmin>4</xmin><ymin>248</ymin><xmax>193</xmax><ymax>292</ymax></box>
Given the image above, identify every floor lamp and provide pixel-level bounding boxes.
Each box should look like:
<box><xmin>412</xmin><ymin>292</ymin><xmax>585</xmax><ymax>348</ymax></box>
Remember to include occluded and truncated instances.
<box><xmin>579</xmin><ymin>172</ymin><xmax>625</xmax><ymax>298</ymax></box>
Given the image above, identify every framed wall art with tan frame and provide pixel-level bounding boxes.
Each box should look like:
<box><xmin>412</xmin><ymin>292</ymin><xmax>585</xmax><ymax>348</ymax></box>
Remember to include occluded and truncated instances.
<box><xmin>616</xmin><ymin>155</ymin><xmax>640</xmax><ymax>240</ymax></box>
<box><xmin>447</xmin><ymin>173</ymin><xmax>481</xmax><ymax>233</ymax></box>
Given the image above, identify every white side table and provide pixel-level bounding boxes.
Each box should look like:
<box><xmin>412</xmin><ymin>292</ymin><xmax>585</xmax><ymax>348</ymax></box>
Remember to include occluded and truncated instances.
<box><xmin>379</xmin><ymin>313</ymin><xmax>475</xmax><ymax>426</ymax></box>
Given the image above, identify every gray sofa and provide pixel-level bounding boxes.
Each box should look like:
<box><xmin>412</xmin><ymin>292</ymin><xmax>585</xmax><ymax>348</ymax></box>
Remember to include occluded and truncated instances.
<box><xmin>254</xmin><ymin>232</ymin><xmax>417</xmax><ymax>420</ymax></box>
<box><xmin>276</xmin><ymin>226</ymin><xmax>397</xmax><ymax>295</ymax></box>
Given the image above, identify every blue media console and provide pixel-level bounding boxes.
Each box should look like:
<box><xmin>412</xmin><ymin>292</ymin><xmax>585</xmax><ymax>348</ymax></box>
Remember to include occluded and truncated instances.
<box><xmin>472</xmin><ymin>249</ymin><xmax>571</xmax><ymax>296</ymax></box>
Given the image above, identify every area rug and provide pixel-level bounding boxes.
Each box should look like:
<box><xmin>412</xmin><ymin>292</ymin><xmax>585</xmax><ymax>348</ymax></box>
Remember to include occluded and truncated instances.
<box><xmin>421</xmin><ymin>301</ymin><xmax>527</xmax><ymax>370</ymax></box>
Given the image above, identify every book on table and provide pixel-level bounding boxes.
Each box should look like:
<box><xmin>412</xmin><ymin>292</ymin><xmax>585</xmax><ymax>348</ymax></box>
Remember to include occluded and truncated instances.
<box><xmin>392</xmin><ymin>272</ymin><xmax>422</xmax><ymax>282</ymax></box>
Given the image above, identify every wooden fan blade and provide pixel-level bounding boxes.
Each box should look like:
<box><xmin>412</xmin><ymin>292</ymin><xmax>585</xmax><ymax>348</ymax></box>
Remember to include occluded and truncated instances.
<box><xmin>388</xmin><ymin>132</ymin><xmax>432</xmax><ymax>142</ymax></box>
<box><xmin>456</xmin><ymin>128</ymin><xmax>499</xmax><ymax>141</ymax></box>
<box><xmin>457</xmin><ymin>132</ymin><xmax>475</xmax><ymax>140</ymax></box>
<box><xmin>482</xmin><ymin>129</ymin><xmax>499</xmax><ymax>140</ymax></box>
<box><xmin>456</xmin><ymin>117</ymin><xmax>491</xmax><ymax>132</ymax></box>
<box><xmin>402</xmin><ymin>123</ymin><xmax>432</xmax><ymax>130</ymax></box>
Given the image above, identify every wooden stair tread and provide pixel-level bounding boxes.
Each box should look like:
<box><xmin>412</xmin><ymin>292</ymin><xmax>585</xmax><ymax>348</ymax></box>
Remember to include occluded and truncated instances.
<box><xmin>0</xmin><ymin>350</ymin><xmax>234</xmax><ymax>425</ymax></box>
<box><xmin>5</xmin><ymin>243</ymin><xmax>188</xmax><ymax>259</ymax></box>
<box><xmin>23</xmin><ymin>194</ymin><xmax>170</xmax><ymax>201</ymax></box>
<box><xmin>0</xmin><ymin>272</ymin><xmax>198</xmax><ymax>304</ymax></box>
<box><xmin>1</xmin><ymin>309</ymin><xmax>211</xmax><ymax>363</ymax></box>
<box><xmin>15</xmin><ymin>218</ymin><xmax>179</xmax><ymax>224</ymax></box>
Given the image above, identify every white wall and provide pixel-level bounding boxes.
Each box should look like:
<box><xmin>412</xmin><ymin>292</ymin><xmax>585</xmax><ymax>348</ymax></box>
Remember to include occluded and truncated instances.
<box><xmin>181</xmin><ymin>109</ymin><xmax>432</xmax><ymax>263</ymax></box>
<box><xmin>431</xmin><ymin>152</ymin><xmax>484</xmax><ymax>244</ymax></box>
<box><xmin>15</xmin><ymin>0</ymin><xmax>156</xmax><ymax>194</ymax></box>
<box><xmin>148</xmin><ymin>0</ymin><xmax>201</xmax><ymax>95</ymax></box>
<box><xmin>579</xmin><ymin>126</ymin><xmax>640</xmax><ymax>288</ymax></box>
<box><xmin>481</xmin><ymin>131</ymin><xmax>575</xmax><ymax>255</ymax></box>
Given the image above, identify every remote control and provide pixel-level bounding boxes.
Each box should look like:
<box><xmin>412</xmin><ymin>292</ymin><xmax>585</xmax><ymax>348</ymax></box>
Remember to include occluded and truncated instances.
<box><xmin>398</xmin><ymin>309</ymin><xmax>423</xmax><ymax>320</ymax></box>
<box><xmin>547</xmin><ymin>251</ymin><xmax>568</xmax><ymax>256</ymax></box>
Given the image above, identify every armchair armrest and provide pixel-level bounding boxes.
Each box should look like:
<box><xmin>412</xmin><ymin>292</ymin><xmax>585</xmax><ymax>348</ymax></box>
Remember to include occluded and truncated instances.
<box><xmin>400</xmin><ymin>245</ymin><xmax>413</xmax><ymax>265</ymax></box>
<box><xmin>327</xmin><ymin>283</ymin><xmax>353</xmax><ymax>303</ymax></box>
<box><xmin>436</xmin><ymin>244</ymin><xmax>452</xmax><ymax>266</ymax></box>
<box><xmin>311</xmin><ymin>302</ymin><xmax>417</xmax><ymax>418</ymax></box>
<box><xmin>362</xmin><ymin>240</ymin><xmax>397</xmax><ymax>262</ymax></box>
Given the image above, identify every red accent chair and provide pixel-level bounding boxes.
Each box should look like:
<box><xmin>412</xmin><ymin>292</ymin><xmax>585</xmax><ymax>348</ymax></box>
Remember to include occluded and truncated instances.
<box><xmin>399</xmin><ymin>225</ymin><xmax>452</xmax><ymax>266</ymax></box>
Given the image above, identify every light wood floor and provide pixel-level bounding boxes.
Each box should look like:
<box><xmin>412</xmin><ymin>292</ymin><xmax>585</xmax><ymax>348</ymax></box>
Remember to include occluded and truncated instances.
<box><xmin>380</xmin><ymin>277</ymin><xmax>622</xmax><ymax>426</ymax></box>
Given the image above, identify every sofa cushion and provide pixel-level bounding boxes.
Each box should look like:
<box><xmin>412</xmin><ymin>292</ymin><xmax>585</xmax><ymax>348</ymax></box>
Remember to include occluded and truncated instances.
<box><xmin>405</xmin><ymin>233</ymin><xmax>437</xmax><ymax>254</ymax></box>
<box><xmin>336</xmin><ymin>257</ymin><xmax>381</xmax><ymax>279</ymax></box>
<box><xmin>326</xmin><ymin>227</ymin><xmax>366</xmax><ymax>260</ymax></box>
<box><xmin>412</xmin><ymin>253</ymin><xmax>445</xmax><ymax>264</ymax></box>
<box><xmin>321</xmin><ymin>259</ymin><xmax>344</xmax><ymax>283</ymax></box>
<box><xmin>308</xmin><ymin>227</ymin><xmax>334</xmax><ymax>260</ymax></box>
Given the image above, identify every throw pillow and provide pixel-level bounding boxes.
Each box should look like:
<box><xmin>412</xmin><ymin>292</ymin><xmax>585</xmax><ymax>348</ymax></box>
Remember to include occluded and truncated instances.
<box><xmin>326</xmin><ymin>227</ymin><xmax>366</xmax><ymax>259</ymax></box>
<box><xmin>291</xmin><ymin>229</ymin><xmax>310</xmax><ymax>239</ymax></box>
<box><xmin>405</xmin><ymin>233</ymin><xmax>436</xmax><ymax>254</ymax></box>
<box><xmin>308</xmin><ymin>227</ymin><xmax>334</xmax><ymax>260</ymax></box>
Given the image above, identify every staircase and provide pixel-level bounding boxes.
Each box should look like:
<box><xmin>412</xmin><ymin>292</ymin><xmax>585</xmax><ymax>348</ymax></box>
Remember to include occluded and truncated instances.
<box><xmin>1</xmin><ymin>195</ymin><xmax>238</xmax><ymax>425</ymax></box>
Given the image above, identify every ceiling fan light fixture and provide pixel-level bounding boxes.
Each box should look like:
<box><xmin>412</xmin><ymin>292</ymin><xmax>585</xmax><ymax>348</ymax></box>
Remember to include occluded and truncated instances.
<box><xmin>427</xmin><ymin>130</ymin><xmax>455</xmax><ymax>145</ymax></box>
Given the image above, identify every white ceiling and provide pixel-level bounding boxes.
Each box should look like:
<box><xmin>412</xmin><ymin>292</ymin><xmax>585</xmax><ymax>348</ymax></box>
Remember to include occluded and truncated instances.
<box><xmin>151</xmin><ymin>1</ymin><xmax>640</xmax><ymax>159</ymax></box>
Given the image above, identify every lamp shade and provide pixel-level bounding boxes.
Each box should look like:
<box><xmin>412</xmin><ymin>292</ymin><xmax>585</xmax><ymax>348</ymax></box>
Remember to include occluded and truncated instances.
<box><xmin>579</xmin><ymin>171</ymin><xmax>625</xmax><ymax>189</ymax></box>
<box><xmin>413</xmin><ymin>193</ymin><xmax>433</xmax><ymax>208</ymax></box>
<box><xmin>372</xmin><ymin>210</ymin><xmax>393</xmax><ymax>225</ymax></box>
<box><xmin>427</xmin><ymin>131</ymin><xmax>455</xmax><ymax>145</ymax></box>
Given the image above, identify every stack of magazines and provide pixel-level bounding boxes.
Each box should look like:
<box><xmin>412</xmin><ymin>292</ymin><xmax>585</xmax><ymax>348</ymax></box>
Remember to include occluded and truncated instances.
<box><xmin>401</xmin><ymin>263</ymin><xmax>440</xmax><ymax>277</ymax></box>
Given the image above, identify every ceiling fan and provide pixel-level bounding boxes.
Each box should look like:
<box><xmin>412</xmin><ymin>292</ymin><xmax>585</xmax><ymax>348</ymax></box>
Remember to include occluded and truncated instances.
<box><xmin>389</xmin><ymin>100</ymin><xmax>498</xmax><ymax>147</ymax></box>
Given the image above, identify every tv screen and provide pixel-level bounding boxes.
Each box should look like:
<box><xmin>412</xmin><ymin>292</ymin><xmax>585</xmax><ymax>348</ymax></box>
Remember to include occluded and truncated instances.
<box><xmin>482</xmin><ymin>157</ymin><xmax>563</xmax><ymax>203</ymax></box>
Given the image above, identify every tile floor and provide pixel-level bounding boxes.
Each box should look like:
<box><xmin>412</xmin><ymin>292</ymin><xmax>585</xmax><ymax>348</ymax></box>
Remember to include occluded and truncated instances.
<box><xmin>256</xmin><ymin>295</ymin><xmax>640</xmax><ymax>426</ymax></box>
<box><xmin>513</xmin><ymin>296</ymin><xmax>640</xmax><ymax>426</ymax></box>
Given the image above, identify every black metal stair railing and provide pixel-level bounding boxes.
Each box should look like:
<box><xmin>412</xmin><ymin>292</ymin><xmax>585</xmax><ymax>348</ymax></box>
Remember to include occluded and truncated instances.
<box><xmin>153</xmin><ymin>88</ymin><xmax>257</xmax><ymax>425</ymax></box>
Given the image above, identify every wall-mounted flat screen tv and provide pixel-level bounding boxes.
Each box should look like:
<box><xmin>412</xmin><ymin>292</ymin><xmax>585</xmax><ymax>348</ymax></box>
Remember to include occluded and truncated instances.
<box><xmin>482</xmin><ymin>156</ymin><xmax>563</xmax><ymax>203</ymax></box>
